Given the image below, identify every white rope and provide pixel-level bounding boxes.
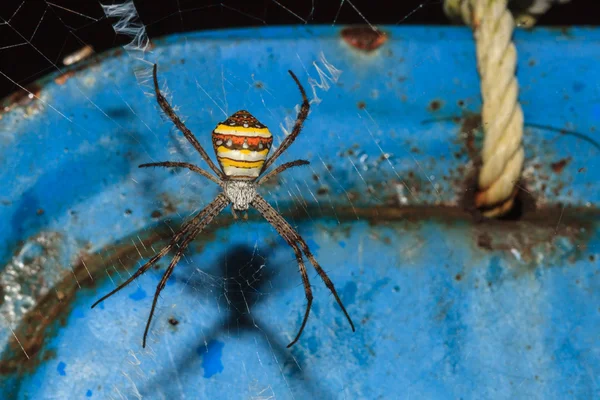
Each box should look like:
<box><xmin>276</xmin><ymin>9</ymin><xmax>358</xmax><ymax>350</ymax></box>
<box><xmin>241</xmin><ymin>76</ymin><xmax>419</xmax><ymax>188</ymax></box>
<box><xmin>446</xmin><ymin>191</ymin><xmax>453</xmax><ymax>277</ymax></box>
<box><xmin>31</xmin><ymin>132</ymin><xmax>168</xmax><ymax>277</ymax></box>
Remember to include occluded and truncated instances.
<box><xmin>445</xmin><ymin>0</ymin><xmax>571</xmax><ymax>27</ymax></box>
<box><xmin>445</xmin><ymin>0</ymin><xmax>524</xmax><ymax>217</ymax></box>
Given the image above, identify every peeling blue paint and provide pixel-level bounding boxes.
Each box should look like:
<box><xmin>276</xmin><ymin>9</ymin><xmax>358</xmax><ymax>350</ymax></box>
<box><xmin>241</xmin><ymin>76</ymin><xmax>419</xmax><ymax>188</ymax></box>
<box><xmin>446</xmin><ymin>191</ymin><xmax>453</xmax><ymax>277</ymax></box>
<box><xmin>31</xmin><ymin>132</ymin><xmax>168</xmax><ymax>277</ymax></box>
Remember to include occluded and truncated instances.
<box><xmin>128</xmin><ymin>286</ymin><xmax>147</xmax><ymax>301</ymax></box>
<box><xmin>197</xmin><ymin>340</ymin><xmax>225</xmax><ymax>378</ymax></box>
<box><xmin>57</xmin><ymin>362</ymin><xmax>66</xmax><ymax>377</ymax></box>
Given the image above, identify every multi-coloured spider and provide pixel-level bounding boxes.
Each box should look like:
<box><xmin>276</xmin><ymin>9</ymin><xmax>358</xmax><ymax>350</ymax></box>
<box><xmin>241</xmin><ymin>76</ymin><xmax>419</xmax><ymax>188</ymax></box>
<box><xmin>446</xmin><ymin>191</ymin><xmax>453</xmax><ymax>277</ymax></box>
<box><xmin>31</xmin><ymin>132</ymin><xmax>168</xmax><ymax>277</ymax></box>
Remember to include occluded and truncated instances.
<box><xmin>91</xmin><ymin>64</ymin><xmax>355</xmax><ymax>348</ymax></box>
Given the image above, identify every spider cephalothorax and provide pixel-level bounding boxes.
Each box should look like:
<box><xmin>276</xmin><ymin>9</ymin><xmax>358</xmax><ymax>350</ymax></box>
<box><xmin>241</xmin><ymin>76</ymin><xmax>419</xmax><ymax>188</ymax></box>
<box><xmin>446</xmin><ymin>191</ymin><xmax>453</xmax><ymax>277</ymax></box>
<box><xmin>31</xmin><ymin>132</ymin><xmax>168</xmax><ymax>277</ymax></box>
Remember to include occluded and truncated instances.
<box><xmin>224</xmin><ymin>180</ymin><xmax>257</xmax><ymax>211</ymax></box>
<box><xmin>91</xmin><ymin>64</ymin><xmax>355</xmax><ymax>349</ymax></box>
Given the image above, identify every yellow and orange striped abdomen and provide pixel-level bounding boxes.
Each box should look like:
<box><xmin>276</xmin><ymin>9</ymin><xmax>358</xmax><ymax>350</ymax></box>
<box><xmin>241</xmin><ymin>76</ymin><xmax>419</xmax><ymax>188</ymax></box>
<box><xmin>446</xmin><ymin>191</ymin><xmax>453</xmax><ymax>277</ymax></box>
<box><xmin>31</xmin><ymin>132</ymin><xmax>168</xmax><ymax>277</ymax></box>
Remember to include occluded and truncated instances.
<box><xmin>212</xmin><ymin>110</ymin><xmax>273</xmax><ymax>180</ymax></box>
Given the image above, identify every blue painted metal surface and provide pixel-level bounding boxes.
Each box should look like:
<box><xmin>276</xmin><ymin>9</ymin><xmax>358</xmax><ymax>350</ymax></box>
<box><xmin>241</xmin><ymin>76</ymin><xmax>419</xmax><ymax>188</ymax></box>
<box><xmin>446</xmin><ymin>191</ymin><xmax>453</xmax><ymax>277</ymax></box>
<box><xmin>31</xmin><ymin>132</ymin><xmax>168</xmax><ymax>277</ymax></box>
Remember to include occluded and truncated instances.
<box><xmin>0</xmin><ymin>26</ymin><xmax>599</xmax><ymax>399</ymax></box>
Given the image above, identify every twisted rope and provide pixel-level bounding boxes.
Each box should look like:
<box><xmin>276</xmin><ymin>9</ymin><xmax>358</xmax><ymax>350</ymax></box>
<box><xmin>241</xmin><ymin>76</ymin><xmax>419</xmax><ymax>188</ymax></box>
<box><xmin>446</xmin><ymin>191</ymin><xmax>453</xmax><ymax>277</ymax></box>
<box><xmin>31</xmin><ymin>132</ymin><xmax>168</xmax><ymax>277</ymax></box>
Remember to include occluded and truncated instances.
<box><xmin>445</xmin><ymin>0</ymin><xmax>524</xmax><ymax>217</ymax></box>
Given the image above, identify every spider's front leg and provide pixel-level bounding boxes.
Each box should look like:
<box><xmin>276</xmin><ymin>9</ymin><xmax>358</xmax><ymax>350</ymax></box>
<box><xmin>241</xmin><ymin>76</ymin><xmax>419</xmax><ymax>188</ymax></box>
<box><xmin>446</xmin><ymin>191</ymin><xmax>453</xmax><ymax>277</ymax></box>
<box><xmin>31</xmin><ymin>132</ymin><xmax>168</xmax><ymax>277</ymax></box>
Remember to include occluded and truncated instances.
<box><xmin>260</xmin><ymin>70</ymin><xmax>310</xmax><ymax>173</ymax></box>
<box><xmin>257</xmin><ymin>160</ymin><xmax>309</xmax><ymax>185</ymax></box>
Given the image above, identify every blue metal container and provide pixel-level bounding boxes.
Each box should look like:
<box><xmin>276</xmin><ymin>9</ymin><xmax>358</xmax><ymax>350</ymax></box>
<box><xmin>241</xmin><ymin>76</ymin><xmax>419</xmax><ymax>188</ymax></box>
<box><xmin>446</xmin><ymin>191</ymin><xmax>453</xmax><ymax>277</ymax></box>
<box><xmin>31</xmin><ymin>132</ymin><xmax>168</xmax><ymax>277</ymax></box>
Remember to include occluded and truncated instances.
<box><xmin>0</xmin><ymin>26</ymin><xmax>599</xmax><ymax>399</ymax></box>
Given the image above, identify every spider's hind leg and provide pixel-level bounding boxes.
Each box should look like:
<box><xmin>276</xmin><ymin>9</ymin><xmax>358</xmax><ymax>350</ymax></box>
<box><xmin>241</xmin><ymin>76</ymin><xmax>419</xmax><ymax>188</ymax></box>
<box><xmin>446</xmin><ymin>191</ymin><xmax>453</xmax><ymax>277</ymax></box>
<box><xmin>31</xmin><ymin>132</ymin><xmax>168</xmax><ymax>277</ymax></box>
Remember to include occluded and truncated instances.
<box><xmin>297</xmin><ymin>239</ymin><xmax>356</xmax><ymax>333</ymax></box>
<box><xmin>142</xmin><ymin>194</ymin><xmax>229</xmax><ymax>347</ymax></box>
<box><xmin>286</xmin><ymin>241</ymin><xmax>313</xmax><ymax>348</ymax></box>
<box><xmin>251</xmin><ymin>193</ymin><xmax>355</xmax><ymax>346</ymax></box>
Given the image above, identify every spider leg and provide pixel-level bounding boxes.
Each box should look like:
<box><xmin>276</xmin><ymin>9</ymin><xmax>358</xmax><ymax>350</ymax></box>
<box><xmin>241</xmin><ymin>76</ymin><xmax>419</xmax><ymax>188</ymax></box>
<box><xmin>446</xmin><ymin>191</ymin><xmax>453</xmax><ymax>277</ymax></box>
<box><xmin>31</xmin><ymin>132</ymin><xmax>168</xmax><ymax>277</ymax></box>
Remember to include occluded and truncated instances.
<box><xmin>142</xmin><ymin>196</ymin><xmax>227</xmax><ymax>347</ymax></box>
<box><xmin>257</xmin><ymin>160</ymin><xmax>310</xmax><ymax>185</ymax></box>
<box><xmin>251</xmin><ymin>194</ymin><xmax>354</xmax><ymax>346</ymax></box>
<box><xmin>139</xmin><ymin>161</ymin><xmax>220</xmax><ymax>185</ymax></box>
<box><xmin>296</xmin><ymin>239</ymin><xmax>356</xmax><ymax>333</ymax></box>
<box><xmin>152</xmin><ymin>64</ymin><xmax>224</xmax><ymax>179</ymax></box>
<box><xmin>285</xmin><ymin>240</ymin><xmax>313</xmax><ymax>348</ymax></box>
<box><xmin>261</xmin><ymin>71</ymin><xmax>310</xmax><ymax>173</ymax></box>
<box><xmin>91</xmin><ymin>194</ymin><xmax>228</xmax><ymax>309</ymax></box>
<box><xmin>251</xmin><ymin>196</ymin><xmax>313</xmax><ymax>347</ymax></box>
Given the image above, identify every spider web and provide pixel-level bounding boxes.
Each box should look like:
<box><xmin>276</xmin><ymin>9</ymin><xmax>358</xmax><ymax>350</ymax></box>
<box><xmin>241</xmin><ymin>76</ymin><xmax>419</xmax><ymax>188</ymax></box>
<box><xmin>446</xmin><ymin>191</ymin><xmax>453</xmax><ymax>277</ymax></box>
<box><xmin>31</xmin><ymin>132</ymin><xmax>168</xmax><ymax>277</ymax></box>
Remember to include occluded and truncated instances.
<box><xmin>1</xmin><ymin>1</ymin><xmax>598</xmax><ymax>399</ymax></box>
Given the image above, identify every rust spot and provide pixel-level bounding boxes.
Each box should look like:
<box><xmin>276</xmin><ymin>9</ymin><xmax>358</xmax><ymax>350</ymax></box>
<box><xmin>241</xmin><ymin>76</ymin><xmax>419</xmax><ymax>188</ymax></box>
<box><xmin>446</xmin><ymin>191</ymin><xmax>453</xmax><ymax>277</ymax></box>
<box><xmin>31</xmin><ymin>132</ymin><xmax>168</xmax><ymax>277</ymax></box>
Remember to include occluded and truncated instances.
<box><xmin>460</xmin><ymin>113</ymin><xmax>482</xmax><ymax>162</ymax></box>
<box><xmin>54</xmin><ymin>71</ymin><xmax>76</xmax><ymax>85</ymax></box>
<box><xmin>357</xmin><ymin>101</ymin><xmax>366</xmax><ymax>109</ymax></box>
<box><xmin>455</xmin><ymin>273</ymin><xmax>462</xmax><ymax>281</ymax></box>
<box><xmin>316</xmin><ymin>187</ymin><xmax>329</xmax><ymax>195</ymax></box>
<box><xmin>457</xmin><ymin>100</ymin><xmax>465</xmax><ymax>107</ymax></box>
<box><xmin>36</xmin><ymin>209</ymin><xmax>44</xmax><ymax>216</ymax></box>
<box><xmin>428</xmin><ymin>100</ymin><xmax>442</xmax><ymax>112</ymax></box>
<box><xmin>168</xmin><ymin>317</ymin><xmax>179</xmax><ymax>326</ymax></box>
<box><xmin>254</xmin><ymin>81</ymin><xmax>264</xmax><ymax>89</ymax></box>
<box><xmin>341</xmin><ymin>26</ymin><xmax>388</xmax><ymax>52</ymax></box>
<box><xmin>151</xmin><ymin>210</ymin><xmax>162</xmax><ymax>219</ymax></box>
<box><xmin>550</xmin><ymin>157</ymin><xmax>571</xmax><ymax>173</ymax></box>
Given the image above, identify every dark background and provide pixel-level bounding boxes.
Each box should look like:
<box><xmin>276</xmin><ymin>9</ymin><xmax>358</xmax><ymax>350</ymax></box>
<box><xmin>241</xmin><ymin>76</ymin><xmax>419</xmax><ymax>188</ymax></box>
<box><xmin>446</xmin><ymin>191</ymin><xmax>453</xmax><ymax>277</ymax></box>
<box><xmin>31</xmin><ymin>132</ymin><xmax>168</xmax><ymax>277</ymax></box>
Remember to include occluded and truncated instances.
<box><xmin>0</xmin><ymin>0</ymin><xmax>598</xmax><ymax>100</ymax></box>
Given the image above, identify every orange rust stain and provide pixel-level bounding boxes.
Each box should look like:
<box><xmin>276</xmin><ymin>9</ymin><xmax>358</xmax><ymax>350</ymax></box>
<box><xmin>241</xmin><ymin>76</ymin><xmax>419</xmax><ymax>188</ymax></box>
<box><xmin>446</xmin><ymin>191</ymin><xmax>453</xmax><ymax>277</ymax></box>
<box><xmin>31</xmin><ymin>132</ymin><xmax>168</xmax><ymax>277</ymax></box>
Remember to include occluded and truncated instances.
<box><xmin>341</xmin><ymin>26</ymin><xmax>388</xmax><ymax>52</ymax></box>
<box><xmin>551</xmin><ymin>157</ymin><xmax>571</xmax><ymax>173</ymax></box>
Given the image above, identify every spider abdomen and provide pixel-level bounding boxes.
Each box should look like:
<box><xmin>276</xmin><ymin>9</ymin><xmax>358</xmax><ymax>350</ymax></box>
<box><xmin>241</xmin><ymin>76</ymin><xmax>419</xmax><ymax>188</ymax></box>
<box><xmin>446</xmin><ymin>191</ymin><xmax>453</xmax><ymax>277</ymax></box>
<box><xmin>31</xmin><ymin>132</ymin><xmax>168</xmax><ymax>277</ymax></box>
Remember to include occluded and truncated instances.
<box><xmin>212</xmin><ymin>110</ymin><xmax>273</xmax><ymax>179</ymax></box>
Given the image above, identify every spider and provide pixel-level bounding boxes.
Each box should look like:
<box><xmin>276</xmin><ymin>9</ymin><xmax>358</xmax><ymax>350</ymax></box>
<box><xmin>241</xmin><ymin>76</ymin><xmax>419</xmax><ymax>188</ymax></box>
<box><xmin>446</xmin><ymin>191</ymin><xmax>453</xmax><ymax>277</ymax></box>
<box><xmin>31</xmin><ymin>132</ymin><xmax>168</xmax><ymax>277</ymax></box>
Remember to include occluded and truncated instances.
<box><xmin>91</xmin><ymin>64</ymin><xmax>355</xmax><ymax>348</ymax></box>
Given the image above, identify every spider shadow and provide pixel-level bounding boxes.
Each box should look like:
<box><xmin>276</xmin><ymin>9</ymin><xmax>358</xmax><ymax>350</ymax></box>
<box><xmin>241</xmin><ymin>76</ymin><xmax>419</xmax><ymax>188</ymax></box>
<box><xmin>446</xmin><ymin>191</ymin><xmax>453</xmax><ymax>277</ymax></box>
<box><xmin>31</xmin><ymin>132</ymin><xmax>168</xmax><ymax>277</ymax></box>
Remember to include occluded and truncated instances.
<box><xmin>141</xmin><ymin>244</ymin><xmax>334</xmax><ymax>398</ymax></box>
